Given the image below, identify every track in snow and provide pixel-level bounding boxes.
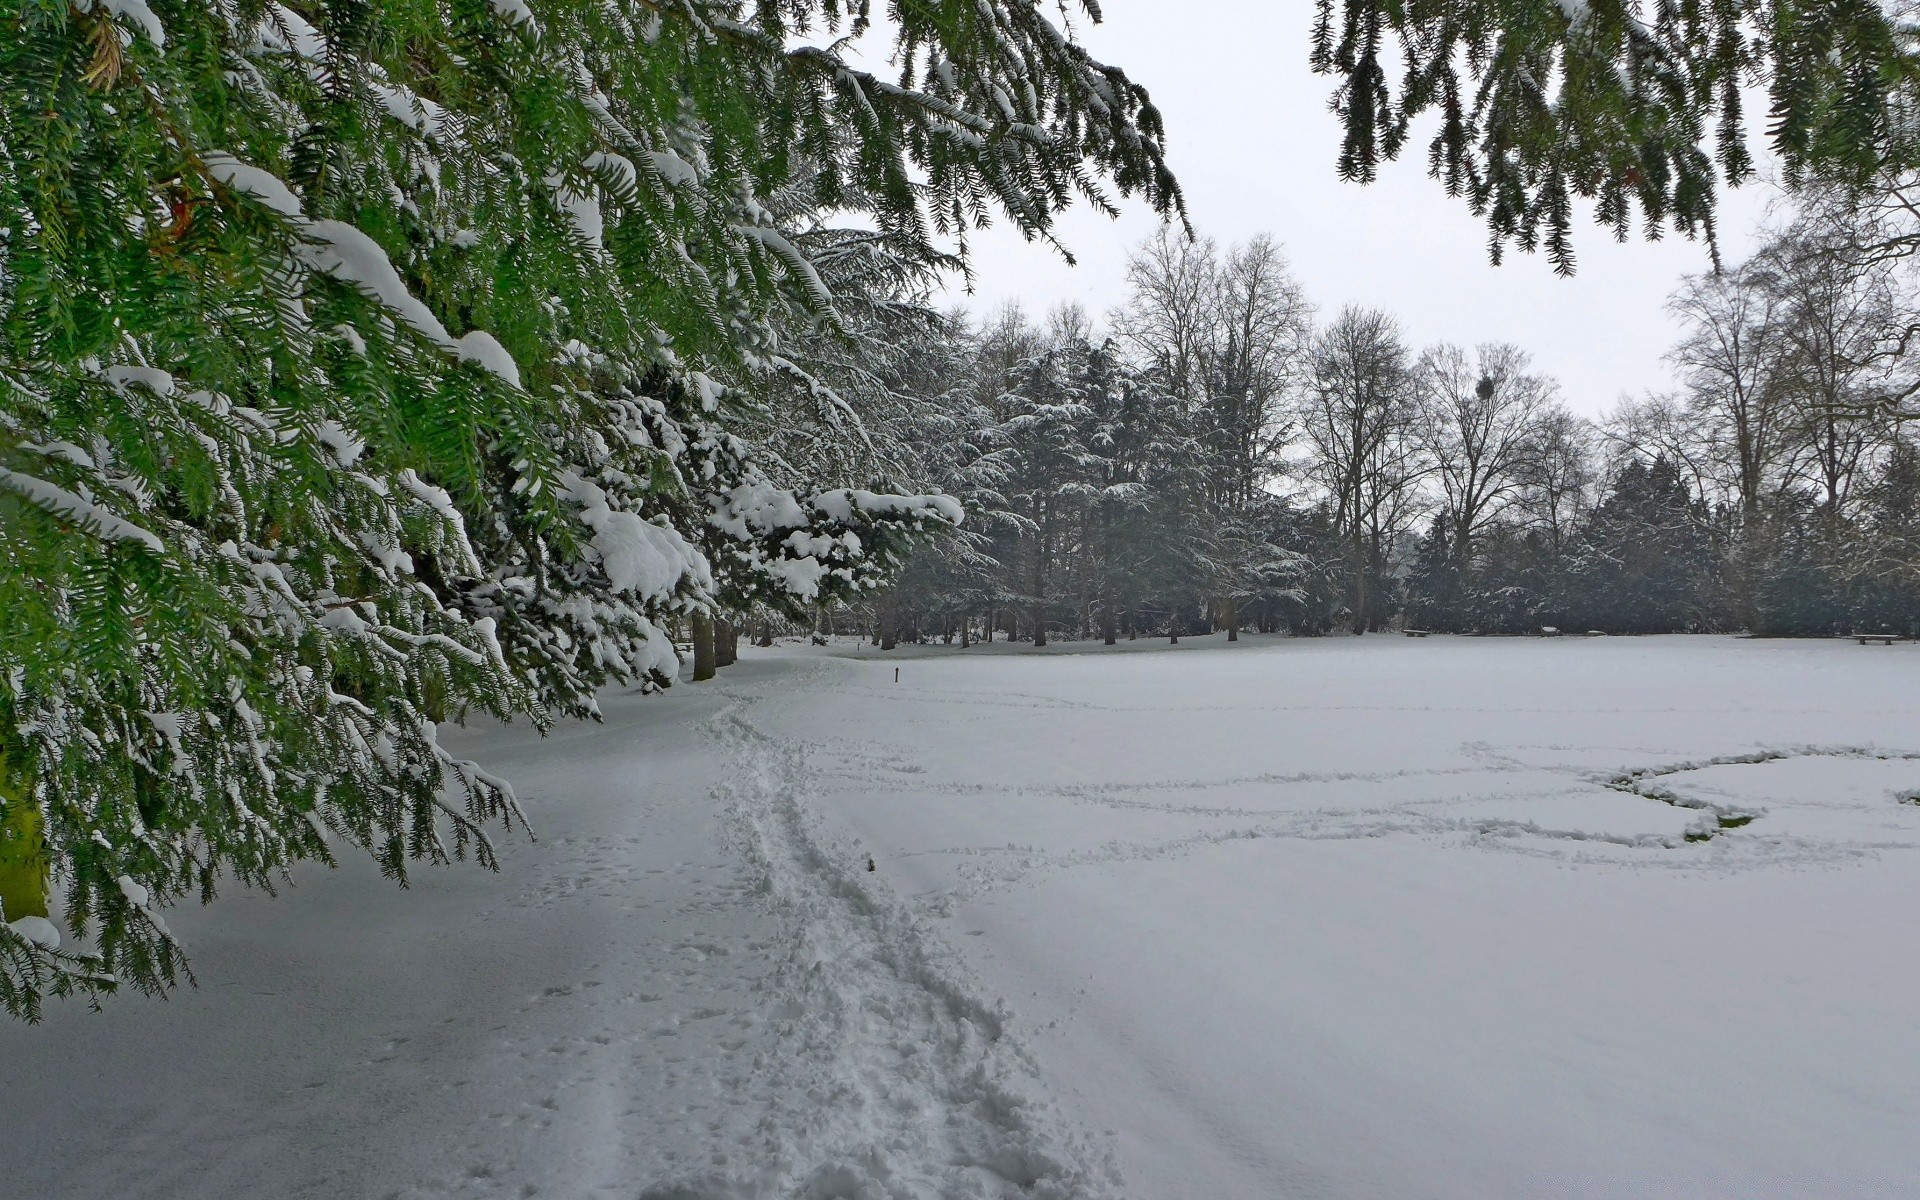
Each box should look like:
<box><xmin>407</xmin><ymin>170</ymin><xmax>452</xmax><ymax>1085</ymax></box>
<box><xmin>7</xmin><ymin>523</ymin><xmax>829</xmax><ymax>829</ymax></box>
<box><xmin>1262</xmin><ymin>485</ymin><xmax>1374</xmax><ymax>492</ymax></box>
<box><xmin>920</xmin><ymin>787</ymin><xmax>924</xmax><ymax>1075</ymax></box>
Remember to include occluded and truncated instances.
<box><xmin>639</xmin><ymin>675</ymin><xmax>1117</xmax><ymax>1199</ymax></box>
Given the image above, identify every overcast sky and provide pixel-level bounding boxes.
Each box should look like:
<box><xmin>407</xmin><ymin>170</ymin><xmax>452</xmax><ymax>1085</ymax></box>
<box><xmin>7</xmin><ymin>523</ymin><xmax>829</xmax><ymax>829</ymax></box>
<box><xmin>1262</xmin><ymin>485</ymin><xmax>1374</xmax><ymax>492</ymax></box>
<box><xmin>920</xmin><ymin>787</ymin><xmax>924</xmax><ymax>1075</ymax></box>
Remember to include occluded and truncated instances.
<box><xmin>922</xmin><ymin>0</ymin><xmax>1782</xmax><ymax>416</ymax></box>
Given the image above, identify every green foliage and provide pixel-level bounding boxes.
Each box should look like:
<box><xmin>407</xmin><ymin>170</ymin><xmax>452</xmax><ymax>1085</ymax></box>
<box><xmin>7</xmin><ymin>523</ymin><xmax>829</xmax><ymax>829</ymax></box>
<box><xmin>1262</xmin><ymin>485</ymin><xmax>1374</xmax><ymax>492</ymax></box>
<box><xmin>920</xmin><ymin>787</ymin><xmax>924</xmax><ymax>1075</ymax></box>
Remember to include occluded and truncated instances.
<box><xmin>1312</xmin><ymin>0</ymin><xmax>1920</xmax><ymax>272</ymax></box>
<box><xmin>0</xmin><ymin>0</ymin><xmax>1177</xmax><ymax>1015</ymax></box>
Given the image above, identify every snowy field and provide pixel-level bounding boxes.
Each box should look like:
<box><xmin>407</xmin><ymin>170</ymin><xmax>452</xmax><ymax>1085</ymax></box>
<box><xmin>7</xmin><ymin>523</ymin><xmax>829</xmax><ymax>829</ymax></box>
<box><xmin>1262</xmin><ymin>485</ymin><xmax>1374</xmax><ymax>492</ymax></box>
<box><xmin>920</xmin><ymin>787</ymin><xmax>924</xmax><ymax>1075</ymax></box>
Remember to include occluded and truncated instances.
<box><xmin>6</xmin><ymin>634</ymin><xmax>1920</xmax><ymax>1198</ymax></box>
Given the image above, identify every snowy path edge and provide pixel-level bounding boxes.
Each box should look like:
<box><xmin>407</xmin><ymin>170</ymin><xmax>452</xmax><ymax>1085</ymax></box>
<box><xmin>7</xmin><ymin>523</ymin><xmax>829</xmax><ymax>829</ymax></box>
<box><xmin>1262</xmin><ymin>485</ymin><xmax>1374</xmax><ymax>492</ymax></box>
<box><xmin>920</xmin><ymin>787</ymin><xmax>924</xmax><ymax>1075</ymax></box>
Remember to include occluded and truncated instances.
<box><xmin>641</xmin><ymin>661</ymin><xmax>1122</xmax><ymax>1199</ymax></box>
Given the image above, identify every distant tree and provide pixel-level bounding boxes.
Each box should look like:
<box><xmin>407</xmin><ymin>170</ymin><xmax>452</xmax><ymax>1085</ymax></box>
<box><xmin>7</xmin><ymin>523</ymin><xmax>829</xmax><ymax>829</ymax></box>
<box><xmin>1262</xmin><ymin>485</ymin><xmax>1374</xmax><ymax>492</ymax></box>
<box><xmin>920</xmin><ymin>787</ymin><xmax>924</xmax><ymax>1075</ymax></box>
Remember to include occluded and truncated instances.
<box><xmin>1404</xmin><ymin>515</ymin><xmax>1467</xmax><ymax>632</ymax></box>
<box><xmin>1414</xmin><ymin>343</ymin><xmax>1560</xmax><ymax>565</ymax></box>
<box><xmin>1114</xmin><ymin>230</ymin><xmax>1313</xmax><ymax>638</ymax></box>
<box><xmin>1511</xmin><ymin>407</ymin><xmax>1599</xmax><ymax>556</ymax></box>
<box><xmin>1752</xmin><ymin>496</ymin><xmax>1851</xmax><ymax>636</ymax></box>
<box><xmin>1753</xmin><ymin>216</ymin><xmax>1912</xmax><ymax>514</ymax></box>
<box><xmin>1669</xmin><ymin>266</ymin><xmax>1792</xmax><ymax>521</ymax></box>
<box><xmin>1303</xmin><ymin>307</ymin><xmax>1423</xmax><ymax>632</ymax></box>
<box><xmin>1846</xmin><ymin>444</ymin><xmax>1920</xmax><ymax>636</ymax></box>
<box><xmin>1565</xmin><ymin>458</ymin><xmax>1719</xmax><ymax>633</ymax></box>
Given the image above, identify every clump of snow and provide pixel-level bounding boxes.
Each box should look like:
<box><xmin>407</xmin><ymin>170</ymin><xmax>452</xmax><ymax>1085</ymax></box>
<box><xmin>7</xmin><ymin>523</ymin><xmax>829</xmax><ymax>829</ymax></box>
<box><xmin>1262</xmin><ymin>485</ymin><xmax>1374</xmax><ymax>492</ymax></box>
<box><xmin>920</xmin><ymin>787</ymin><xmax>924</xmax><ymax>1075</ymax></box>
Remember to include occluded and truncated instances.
<box><xmin>688</xmin><ymin>371</ymin><xmax>723</xmax><ymax>411</ymax></box>
<box><xmin>300</xmin><ymin>220</ymin><xmax>456</xmax><ymax>348</ymax></box>
<box><xmin>734</xmin><ymin>223</ymin><xmax>832</xmax><ymax>309</ymax></box>
<box><xmin>27</xmin><ymin>441</ymin><xmax>96</xmax><ymax>469</ymax></box>
<box><xmin>99</xmin><ymin>363</ymin><xmax>178</xmax><ymax>398</ymax></box>
<box><xmin>647</xmin><ymin>149</ymin><xmax>700</xmax><ymax>188</ymax></box>
<box><xmin>370</xmin><ymin>83</ymin><xmax>449</xmax><ymax>139</ymax></box>
<box><xmin>253</xmin><ymin>2</ymin><xmax>325</xmax><ymax>58</ymax></box>
<box><xmin>810</xmin><ymin>488</ymin><xmax>963</xmax><ymax>526</ymax></box>
<box><xmin>319</xmin><ymin>605</ymin><xmax>371</xmax><ymax>634</ymax></box>
<box><xmin>202</xmin><ymin>153</ymin><xmax>307</xmax><ymax>219</ymax></box>
<box><xmin>560</xmin><ymin>472</ymin><xmax>710</xmax><ymax>600</ymax></box>
<box><xmin>583</xmin><ymin>152</ymin><xmax>637</xmax><ymax>195</ymax></box>
<box><xmin>454</xmin><ymin>332</ymin><xmax>522</xmax><ymax>390</ymax></box>
<box><xmin>96</xmin><ymin>0</ymin><xmax>164</xmax><ymax>47</ymax></box>
<box><xmin>491</xmin><ymin>0</ymin><xmax>539</xmax><ymax>31</ymax></box>
<box><xmin>314</xmin><ymin>420</ymin><xmax>365</xmax><ymax>467</ymax></box>
<box><xmin>397</xmin><ymin>470</ymin><xmax>463</xmax><ymax>525</ymax></box>
<box><xmin>0</xmin><ymin>468</ymin><xmax>164</xmax><ymax>551</ymax></box>
<box><xmin>299</xmin><ymin>221</ymin><xmax>522</xmax><ymax>389</ymax></box>
<box><xmin>6</xmin><ymin>916</ymin><xmax>60</xmax><ymax>950</ymax></box>
<box><xmin>710</xmin><ymin>479</ymin><xmax>806</xmax><ymax>539</ymax></box>
<box><xmin>546</xmin><ymin>173</ymin><xmax>605</xmax><ymax>249</ymax></box>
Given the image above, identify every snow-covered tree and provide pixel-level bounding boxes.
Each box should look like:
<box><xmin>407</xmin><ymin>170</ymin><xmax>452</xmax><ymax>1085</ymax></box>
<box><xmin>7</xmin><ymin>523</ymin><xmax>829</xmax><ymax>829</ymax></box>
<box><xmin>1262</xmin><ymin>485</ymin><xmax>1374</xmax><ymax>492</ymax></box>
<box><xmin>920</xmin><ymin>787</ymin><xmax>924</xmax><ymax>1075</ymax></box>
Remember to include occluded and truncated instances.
<box><xmin>0</xmin><ymin>0</ymin><xmax>1180</xmax><ymax>1016</ymax></box>
<box><xmin>1312</xmin><ymin>0</ymin><xmax>1920</xmax><ymax>271</ymax></box>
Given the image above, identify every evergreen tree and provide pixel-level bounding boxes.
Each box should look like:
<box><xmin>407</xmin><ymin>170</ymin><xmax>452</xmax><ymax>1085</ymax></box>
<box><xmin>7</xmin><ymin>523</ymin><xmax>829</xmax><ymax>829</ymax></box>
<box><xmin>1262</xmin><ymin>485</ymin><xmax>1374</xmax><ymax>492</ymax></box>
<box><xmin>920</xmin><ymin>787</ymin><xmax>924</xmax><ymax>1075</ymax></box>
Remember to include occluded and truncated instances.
<box><xmin>0</xmin><ymin>0</ymin><xmax>1179</xmax><ymax>1016</ymax></box>
<box><xmin>1565</xmin><ymin>457</ymin><xmax>1717</xmax><ymax>633</ymax></box>
<box><xmin>1404</xmin><ymin>514</ymin><xmax>1465</xmax><ymax>631</ymax></box>
<box><xmin>1752</xmin><ymin>495</ymin><xmax>1850</xmax><ymax>636</ymax></box>
<box><xmin>1312</xmin><ymin>0</ymin><xmax>1920</xmax><ymax>271</ymax></box>
<box><xmin>1845</xmin><ymin>444</ymin><xmax>1920</xmax><ymax>635</ymax></box>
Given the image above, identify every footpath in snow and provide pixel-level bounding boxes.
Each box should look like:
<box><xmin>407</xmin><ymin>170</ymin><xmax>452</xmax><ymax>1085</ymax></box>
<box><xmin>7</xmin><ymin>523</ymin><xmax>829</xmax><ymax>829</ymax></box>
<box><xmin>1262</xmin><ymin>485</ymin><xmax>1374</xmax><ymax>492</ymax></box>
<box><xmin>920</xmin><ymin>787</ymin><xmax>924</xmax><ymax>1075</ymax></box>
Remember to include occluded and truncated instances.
<box><xmin>5</xmin><ymin>634</ymin><xmax>1920</xmax><ymax>1197</ymax></box>
<box><xmin>0</xmin><ymin>655</ymin><xmax>1105</xmax><ymax>1199</ymax></box>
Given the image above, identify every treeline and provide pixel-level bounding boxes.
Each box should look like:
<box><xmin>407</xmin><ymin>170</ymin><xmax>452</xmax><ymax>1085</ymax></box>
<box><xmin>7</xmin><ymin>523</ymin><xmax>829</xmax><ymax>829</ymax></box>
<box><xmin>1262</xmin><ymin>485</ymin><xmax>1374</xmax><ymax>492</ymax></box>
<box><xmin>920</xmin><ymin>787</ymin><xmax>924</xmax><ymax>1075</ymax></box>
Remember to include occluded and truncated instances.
<box><xmin>845</xmin><ymin>209</ymin><xmax>1920</xmax><ymax>644</ymax></box>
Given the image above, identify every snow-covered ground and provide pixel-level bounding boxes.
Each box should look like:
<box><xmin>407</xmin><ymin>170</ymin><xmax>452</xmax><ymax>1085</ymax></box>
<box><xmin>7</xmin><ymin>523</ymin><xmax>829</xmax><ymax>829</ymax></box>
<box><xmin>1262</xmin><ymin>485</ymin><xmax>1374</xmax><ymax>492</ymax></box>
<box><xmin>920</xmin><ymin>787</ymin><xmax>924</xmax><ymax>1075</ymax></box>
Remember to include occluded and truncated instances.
<box><xmin>6</xmin><ymin>634</ymin><xmax>1920</xmax><ymax>1197</ymax></box>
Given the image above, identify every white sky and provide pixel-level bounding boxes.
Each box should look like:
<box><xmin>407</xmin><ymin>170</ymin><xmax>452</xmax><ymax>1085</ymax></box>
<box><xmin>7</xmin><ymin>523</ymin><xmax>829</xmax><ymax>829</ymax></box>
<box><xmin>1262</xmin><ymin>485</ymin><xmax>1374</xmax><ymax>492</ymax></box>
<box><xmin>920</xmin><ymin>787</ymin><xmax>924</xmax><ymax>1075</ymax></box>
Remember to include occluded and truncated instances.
<box><xmin>921</xmin><ymin>0</ymin><xmax>1782</xmax><ymax>416</ymax></box>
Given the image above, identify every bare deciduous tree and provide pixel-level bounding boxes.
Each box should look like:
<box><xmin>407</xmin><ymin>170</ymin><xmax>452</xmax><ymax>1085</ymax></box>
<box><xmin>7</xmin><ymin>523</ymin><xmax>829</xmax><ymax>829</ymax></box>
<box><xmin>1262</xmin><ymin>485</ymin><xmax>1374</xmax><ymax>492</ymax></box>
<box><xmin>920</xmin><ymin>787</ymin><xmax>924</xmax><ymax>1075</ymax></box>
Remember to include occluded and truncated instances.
<box><xmin>1753</xmin><ymin>215</ymin><xmax>1915</xmax><ymax>512</ymax></box>
<box><xmin>1511</xmin><ymin>407</ymin><xmax>1598</xmax><ymax>555</ymax></box>
<box><xmin>1113</xmin><ymin>229</ymin><xmax>1314</xmax><ymax>638</ymax></box>
<box><xmin>1303</xmin><ymin>306</ymin><xmax>1422</xmax><ymax>633</ymax></box>
<box><xmin>1413</xmin><ymin>342</ymin><xmax>1559</xmax><ymax>565</ymax></box>
<box><xmin>1668</xmin><ymin>264</ymin><xmax>1791</xmax><ymax>521</ymax></box>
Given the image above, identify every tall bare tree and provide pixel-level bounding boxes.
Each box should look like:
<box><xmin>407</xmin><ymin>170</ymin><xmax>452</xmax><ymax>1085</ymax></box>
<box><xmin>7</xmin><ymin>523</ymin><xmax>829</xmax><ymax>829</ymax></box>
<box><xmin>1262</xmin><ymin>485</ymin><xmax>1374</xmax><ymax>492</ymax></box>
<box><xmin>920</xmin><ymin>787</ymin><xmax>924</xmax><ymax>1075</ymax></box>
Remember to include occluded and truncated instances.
<box><xmin>1753</xmin><ymin>215</ymin><xmax>1915</xmax><ymax>512</ymax></box>
<box><xmin>1511</xmin><ymin>407</ymin><xmax>1598</xmax><ymax>555</ymax></box>
<box><xmin>1668</xmin><ymin>265</ymin><xmax>1791</xmax><ymax>521</ymax></box>
<box><xmin>1413</xmin><ymin>343</ymin><xmax>1560</xmax><ymax>564</ymax></box>
<box><xmin>1303</xmin><ymin>306</ymin><xmax>1421</xmax><ymax>632</ymax></box>
<box><xmin>1111</xmin><ymin>226</ymin><xmax>1220</xmax><ymax>402</ymax></box>
<box><xmin>1113</xmin><ymin>229</ymin><xmax>1313</xmax><ymax>637</ymax></box>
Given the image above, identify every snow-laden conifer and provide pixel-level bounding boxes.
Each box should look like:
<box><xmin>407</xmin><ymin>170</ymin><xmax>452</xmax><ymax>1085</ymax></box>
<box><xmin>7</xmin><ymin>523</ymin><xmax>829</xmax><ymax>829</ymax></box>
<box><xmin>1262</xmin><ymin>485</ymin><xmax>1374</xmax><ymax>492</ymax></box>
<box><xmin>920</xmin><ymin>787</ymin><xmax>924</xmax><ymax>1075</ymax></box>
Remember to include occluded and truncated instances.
<box><xmin>0</xmin><ymin>0</ymin><xmax>1179</xmax><ymax>1016</ymax></box>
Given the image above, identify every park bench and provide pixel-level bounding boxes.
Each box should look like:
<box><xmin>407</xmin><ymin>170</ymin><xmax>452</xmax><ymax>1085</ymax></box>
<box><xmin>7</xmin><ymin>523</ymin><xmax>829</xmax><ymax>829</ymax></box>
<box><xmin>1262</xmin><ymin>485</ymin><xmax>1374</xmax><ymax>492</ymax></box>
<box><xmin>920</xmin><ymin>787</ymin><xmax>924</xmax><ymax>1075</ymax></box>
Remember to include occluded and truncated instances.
<box><xmin>1852</xmin><ymin>632</ymin><xmax>1904</xmax><ymax>645</ymax></box>
<box><xmin>1404</xmin><ymin>628</ymin><xmax>1430</xmax><ymax>637</ymax></box>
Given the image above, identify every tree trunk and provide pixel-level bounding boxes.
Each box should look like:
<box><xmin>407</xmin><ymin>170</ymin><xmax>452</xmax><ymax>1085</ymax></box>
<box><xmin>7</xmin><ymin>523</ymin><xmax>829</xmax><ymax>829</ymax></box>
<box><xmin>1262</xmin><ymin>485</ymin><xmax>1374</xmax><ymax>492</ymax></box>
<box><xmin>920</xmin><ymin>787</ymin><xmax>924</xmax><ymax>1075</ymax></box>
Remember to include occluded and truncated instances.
<box><xmin>1030</xmin><ymin>501</ymin><xmax>1049</xmax><ymax>648</ymax></box>
<box><xmin>1351</xmin><ymin>531</ymin><xmax>1369</xmax><ymax>635</ymax></box>
<box><xmin>1029</xmin><ymin>584</ymin><xmax>1048</xmax><ymax>648</ymax></box>
<box><xmin>879</xmin><ymin>602</ymin><xmax>898</xmax><ymax>651</ymax></box>
<box><xmin>691</xmin><ymin>611</ymin><xmax>717</xmax><ymax>681</ymax></box>
<box><xmin>755</xmin><ymin>620</ymin><xmax>774</xmax><ymax>649</ymax></box>
<box><xmin>715</xmin><ymin>617</ymin><xmax>738</xmax><ymax>668</ymax></box>
<box><xmin>0</xmin><ymin>748</ymin><xmax>49</xmax><ymax>923</ymax></box>
<box><xmin>1223</xmin><ymin>595</ymin><xmax>1239</xmax><ymax>642</ymax></box>
<box><xmin>1101</xmin><ymin>587</ymin><xmax>1118</xmax><ymax>646</ymax></box>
